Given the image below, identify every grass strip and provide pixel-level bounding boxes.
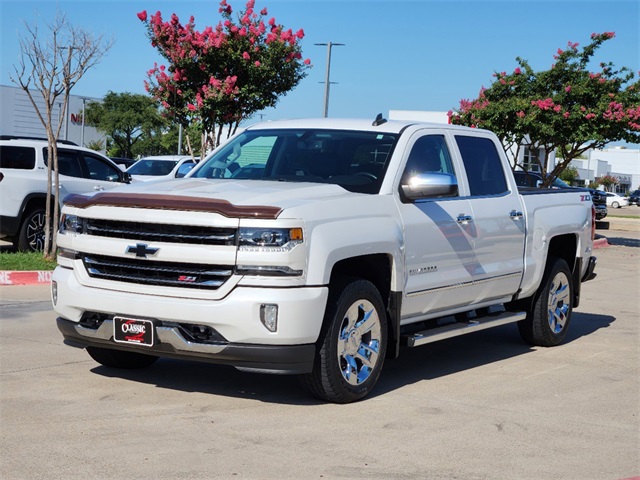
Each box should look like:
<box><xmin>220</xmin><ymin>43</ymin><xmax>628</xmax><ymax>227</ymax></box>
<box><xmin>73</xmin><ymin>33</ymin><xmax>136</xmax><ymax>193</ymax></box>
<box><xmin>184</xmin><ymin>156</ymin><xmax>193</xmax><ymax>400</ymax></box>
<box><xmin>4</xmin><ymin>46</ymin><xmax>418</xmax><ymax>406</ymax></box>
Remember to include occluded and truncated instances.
<box><xmin>0</xmin><ymin>251</ymin><xmax>57</xmax><ymax>271</ymax></box>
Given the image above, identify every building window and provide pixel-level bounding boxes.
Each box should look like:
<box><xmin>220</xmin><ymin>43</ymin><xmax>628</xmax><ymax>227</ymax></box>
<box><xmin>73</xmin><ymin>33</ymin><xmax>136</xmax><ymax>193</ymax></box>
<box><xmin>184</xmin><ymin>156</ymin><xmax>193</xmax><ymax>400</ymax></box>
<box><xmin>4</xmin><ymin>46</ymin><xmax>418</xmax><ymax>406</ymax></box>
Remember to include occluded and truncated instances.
<box><xmin>522</xmin><ymin>146</ymin><xmax>541</xmax><ymax>172</ymax></box>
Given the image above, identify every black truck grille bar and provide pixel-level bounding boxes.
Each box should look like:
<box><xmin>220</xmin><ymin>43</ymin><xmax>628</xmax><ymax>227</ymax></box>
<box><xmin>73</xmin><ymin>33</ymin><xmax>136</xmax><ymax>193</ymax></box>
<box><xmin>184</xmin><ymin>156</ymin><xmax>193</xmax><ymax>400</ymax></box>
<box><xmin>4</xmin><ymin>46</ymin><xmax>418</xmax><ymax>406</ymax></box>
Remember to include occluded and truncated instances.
<box><xmin>84</xmin><ymin>219</ymin><xmax>236</xmax><ymax>246</ymax></box>
<box><xmin>82</xmin><ymin>254</ymin><xmax>233</xmax><ymax>290</ymax></box>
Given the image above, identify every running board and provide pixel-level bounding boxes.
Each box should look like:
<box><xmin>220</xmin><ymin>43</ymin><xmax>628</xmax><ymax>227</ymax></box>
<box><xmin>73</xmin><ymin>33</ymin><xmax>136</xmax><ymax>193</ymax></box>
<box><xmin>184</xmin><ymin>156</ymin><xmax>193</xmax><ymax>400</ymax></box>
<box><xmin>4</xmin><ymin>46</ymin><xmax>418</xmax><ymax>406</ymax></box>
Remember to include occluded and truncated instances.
<box><xmin>402</xmin><ymin>311</ymin><xmax>526</xmax><ymax>348</ymax></box>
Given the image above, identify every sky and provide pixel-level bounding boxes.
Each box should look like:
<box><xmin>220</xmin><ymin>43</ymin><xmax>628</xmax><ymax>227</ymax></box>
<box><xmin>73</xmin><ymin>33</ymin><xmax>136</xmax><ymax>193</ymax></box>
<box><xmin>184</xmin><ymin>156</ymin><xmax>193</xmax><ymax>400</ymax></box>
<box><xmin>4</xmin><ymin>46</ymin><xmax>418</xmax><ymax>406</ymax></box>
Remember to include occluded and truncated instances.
<box><xmin>1</xmin><ymin>0</ymin><xmax>639</xmax><ymax>126</ymax></box>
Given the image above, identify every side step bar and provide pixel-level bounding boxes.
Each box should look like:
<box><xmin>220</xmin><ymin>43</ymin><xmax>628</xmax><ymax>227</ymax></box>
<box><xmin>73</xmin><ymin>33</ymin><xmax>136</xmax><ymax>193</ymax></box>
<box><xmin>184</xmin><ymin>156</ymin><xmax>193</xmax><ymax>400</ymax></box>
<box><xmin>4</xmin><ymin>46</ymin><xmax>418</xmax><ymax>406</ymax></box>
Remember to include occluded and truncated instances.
<box><xmin>402</xmin><ymin>311</ymin><xmax>526</xmax><ymax>348</ymax></box>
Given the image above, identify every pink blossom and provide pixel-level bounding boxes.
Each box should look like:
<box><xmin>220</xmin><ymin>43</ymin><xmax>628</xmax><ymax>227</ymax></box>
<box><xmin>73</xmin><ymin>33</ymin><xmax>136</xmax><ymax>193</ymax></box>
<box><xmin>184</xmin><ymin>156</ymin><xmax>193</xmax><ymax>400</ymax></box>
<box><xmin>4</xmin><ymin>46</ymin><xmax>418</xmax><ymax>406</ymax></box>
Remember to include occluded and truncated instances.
<box><xmin>254</xmin><ymin>61</ymin><xmax>261</xmax><ymax>67</ymax></box>
<box><xmin>304</xmin><ymin>58</ymin><xmax>311</xmax><ymax>65</ymax></box>
<box><xmin>565</xmin><ymin>86</ymin><xmax>571</xmax><ymax>93</ymax></box>
<box><xmin>516</xmin><ymin>111</ymin><xmax>525</xmax><ymax>118</ymax></box>
<box><xmin>187</xmin><ymin>104</ymin><xmax>196</xmax><ymax>111</ymax></box>
<box><xmin>268</xmin><ymin>17</ymin><xmax>275</xmax><ymax>26</ymax></box>
<box><xmin>296</xmin><ymin>28</ymin><xmax>305</xmax><ymax>39</ymax></box>
<box><xmin>514</xmin><ymin>67</ymin><xmax>521</xmax><ymax>75</ymax></box>
<box><xmin>260</xmin><ymin>7</ymin><xmax>268</xmax><ymax>15</ymax></box>
<box><xmin>557</xmin><ymin>48</ymin><xmax>563</xmax><ymax>55</ymax></box>
<box><xmin>563</xmin><ymin>112</ymin><xmax>570</xmax><ymax>119</ymax></box>
<box><xmin>242</xmin><ymin>51</ymin><xmax>250</xmax><ymax>60</ymax></box>
<box><xmin>137</xmin><ymin>10</ymin><xmax>147</xmax><ymax>22</ymax></box>
<box><xmin>585</xmin><ymin>113</ymin><xmax>596</xmax><ymax>120</ymax></box>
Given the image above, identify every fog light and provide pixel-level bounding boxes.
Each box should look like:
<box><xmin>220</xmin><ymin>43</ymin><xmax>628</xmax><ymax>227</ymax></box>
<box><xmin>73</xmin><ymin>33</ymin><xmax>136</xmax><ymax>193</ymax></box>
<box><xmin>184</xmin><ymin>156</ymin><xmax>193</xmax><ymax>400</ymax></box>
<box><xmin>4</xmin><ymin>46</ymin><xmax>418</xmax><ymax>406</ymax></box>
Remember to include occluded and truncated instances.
<box><xmin>260</xmin><ymin>304</ymin><xmax>278</xmax><ymax>332</ymax></box>
<box><xmin>52</xmin><ymin>280</ymin><xmax>58</xmax><ymax>306</ymax></box>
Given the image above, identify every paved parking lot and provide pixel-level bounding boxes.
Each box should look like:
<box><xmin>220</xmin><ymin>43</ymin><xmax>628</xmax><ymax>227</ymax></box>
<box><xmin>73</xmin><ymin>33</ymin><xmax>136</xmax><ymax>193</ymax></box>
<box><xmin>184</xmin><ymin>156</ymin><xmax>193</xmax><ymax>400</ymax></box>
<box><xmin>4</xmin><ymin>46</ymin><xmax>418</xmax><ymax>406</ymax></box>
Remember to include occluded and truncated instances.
<box><xmin>1</xmin><ymin>230</ymin><xmax>638</xmax><ymax>480</ymax></box>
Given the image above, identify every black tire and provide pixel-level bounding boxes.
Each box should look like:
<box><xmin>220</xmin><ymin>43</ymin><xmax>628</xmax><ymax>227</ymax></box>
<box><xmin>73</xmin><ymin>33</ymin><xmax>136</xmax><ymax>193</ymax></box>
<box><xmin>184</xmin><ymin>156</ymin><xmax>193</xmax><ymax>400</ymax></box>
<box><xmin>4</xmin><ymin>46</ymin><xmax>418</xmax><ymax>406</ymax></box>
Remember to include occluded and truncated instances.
<box><xmin>612</xmin><ymin>201</ymin><xmax>620</xmax><ymax>208</ymax></box>
<box><xmin>86</xmin><ymin>346</ymin><xmax>159</xmax><ymax>369</ymax></box>
<box><xmin>300</xmin><ymin>278</ymin><xmax>387</xmax><ymax>403</ymax></box>
<box><xmin>17</xmin><ymin>208</ymin><xmax>48</xmax><ymax>252</ymax></box>
<box><xmin>518</xmin><ymin>257</ymin><xmax>573</xmax><ymax>347</ymax></box>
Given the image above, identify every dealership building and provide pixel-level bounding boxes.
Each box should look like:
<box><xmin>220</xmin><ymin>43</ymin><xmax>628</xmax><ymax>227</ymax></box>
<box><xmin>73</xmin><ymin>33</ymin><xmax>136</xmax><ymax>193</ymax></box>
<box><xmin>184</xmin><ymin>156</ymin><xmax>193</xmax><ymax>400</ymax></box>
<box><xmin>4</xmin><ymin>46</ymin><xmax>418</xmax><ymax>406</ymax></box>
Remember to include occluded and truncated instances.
<box><xmin>0</xmin><ymin>84</ymin><xmax>106</xmax><ymax>152</ymax></box>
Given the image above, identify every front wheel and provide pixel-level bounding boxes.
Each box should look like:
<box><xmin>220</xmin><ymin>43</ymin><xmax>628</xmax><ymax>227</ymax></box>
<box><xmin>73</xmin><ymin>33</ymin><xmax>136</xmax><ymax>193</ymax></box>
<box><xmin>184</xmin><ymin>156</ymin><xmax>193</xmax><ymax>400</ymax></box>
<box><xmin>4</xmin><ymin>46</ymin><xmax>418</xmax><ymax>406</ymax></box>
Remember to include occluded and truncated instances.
<box><xmin>87</xmin><ymin>346</ymin><xmax>159</xmax><ymax>369</ymax></box>
<box><xmin>300</xmin><ymin>278</ymin><xmax>387</xmax><ymax>403</ymax></box>
<box><xmin>518</xmin><ymin>257</ymin><xmax>573</xmax><ymax>347</ymax></box>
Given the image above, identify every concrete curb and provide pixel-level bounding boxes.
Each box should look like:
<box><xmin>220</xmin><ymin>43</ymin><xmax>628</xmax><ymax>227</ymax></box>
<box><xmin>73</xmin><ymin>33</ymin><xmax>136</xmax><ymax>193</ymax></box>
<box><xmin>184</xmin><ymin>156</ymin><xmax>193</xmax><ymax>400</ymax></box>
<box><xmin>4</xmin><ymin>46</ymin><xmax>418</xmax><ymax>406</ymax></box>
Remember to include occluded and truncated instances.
<box><xmin>0</xmin><ymin>270</ymin><xmax>53</xmax><ymax>286</ymax></box>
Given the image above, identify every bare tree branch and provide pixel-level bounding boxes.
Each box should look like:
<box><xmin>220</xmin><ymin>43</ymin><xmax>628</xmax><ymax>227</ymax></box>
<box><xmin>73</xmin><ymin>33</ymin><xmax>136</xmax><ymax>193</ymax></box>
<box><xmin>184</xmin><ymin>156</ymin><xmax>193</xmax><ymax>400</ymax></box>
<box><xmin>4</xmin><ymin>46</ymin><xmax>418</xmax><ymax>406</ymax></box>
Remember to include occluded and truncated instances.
<box><xmin>9</xmin><ymin>10</ymin><xmax>113</xmax><ymax>257</ymax></box>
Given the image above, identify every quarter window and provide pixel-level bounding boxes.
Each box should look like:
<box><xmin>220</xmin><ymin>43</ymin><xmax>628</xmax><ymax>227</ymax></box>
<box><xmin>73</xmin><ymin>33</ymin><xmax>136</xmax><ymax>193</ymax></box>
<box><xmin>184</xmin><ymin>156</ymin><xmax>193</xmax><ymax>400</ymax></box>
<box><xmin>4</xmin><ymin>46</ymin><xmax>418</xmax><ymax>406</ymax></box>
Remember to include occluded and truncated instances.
<box><xmin>0</xmin><ymin>146</ymin><xmax>36</xmax><ymax>169</ymax></box>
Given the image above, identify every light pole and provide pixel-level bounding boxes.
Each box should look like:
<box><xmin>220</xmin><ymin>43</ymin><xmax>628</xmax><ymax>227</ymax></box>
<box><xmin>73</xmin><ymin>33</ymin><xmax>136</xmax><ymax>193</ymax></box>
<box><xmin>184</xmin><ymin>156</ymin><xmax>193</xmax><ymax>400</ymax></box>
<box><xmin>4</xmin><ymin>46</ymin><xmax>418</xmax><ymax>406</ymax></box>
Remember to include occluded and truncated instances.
<box><xmin>81</xmin><ymin>97</ymin><xmax>87</xmax><ymax>147</ymax></box>
<box><xmin>315</xmin><ymin>42</ymin><xmax>344</xmax><ymax>117</ymax></box>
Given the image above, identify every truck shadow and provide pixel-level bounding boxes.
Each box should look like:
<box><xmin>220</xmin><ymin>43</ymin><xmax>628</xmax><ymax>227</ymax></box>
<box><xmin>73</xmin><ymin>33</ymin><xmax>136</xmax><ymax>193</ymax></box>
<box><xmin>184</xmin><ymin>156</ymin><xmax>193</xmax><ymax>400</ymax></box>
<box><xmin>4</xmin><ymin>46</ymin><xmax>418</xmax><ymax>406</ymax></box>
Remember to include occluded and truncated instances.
<box><xmin>90</xmin><ymin>311</ymin><xmax>614</xmax><ymax>405</ymax></box>
<box><xmin>605</xmin><ymin>236</ymin><xmax>640</xmax><ymax>248</ymax></box>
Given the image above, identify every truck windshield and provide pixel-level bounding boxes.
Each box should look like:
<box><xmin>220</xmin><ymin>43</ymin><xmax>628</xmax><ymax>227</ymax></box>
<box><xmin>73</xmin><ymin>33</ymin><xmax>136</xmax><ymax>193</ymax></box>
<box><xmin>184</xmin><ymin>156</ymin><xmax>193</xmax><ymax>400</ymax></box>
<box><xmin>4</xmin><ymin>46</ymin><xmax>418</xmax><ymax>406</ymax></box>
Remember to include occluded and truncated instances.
<box><xmin>192</xmin><ymin>129</ymin><xmax>399</xmax><ymax>194</ymax></box>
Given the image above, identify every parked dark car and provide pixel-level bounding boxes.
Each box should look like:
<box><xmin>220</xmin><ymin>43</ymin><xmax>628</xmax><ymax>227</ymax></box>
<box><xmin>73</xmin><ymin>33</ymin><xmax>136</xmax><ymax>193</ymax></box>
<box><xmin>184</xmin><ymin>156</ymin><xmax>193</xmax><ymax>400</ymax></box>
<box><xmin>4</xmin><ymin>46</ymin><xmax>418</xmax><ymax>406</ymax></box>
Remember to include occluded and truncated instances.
<box><xmin>628</xmin><ymin>189</ymin><xmax>640</xmax><ymax>206</ymax></box>
<box><xmin>513</xmin><ymin>171</ymin><xmax>608</xmax><ymax>220</ymax></box>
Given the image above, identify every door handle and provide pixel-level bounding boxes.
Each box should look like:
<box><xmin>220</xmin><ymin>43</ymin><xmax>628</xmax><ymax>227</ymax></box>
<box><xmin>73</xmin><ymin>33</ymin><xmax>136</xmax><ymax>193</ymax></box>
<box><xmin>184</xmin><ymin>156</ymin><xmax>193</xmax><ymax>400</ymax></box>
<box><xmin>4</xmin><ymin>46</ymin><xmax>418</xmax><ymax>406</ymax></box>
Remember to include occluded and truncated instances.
<box><xmin>94</xmin><ymin>185</ymin><xmax>105</xmax><ymax>191</ymax></box>
<box><xmin>456</xmin><ymin>214</ymin><xmax>473</xmax><ymax>225</ymax></box>
<box><xmin>510</xmin><ymin>210</ymin><xmax>524</xmax><ymax>220</ymax></box>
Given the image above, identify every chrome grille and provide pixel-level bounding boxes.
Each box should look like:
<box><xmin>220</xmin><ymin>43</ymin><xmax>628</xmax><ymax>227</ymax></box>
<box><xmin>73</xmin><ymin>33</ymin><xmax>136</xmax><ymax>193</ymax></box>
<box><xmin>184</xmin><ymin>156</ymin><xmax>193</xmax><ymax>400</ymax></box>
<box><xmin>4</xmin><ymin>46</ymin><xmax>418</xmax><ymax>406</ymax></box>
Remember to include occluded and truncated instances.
<box><xmin>83</xmin><ymin>254</ymin><xmax>233</xmax><ymax>290</ymax></box>
<box><xmin>84</xmin><ymin>219</ymin><xmax>236</xmax><ymax>246</ymax></box>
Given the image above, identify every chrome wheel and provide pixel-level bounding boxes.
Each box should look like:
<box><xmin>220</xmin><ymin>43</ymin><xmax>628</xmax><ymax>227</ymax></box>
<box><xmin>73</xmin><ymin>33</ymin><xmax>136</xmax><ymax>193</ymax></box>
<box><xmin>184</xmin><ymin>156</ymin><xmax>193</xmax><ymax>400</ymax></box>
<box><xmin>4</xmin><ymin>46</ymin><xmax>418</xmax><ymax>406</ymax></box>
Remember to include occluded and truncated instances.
<box><xmin>547</xmin><ymin>271</ymin><xmax>570</xmax><ymax>333</ymax></box>
<box><xmin>337</xmin><ymin>299</ymin><xmax>382</xmax><ymax>386</ymax></box>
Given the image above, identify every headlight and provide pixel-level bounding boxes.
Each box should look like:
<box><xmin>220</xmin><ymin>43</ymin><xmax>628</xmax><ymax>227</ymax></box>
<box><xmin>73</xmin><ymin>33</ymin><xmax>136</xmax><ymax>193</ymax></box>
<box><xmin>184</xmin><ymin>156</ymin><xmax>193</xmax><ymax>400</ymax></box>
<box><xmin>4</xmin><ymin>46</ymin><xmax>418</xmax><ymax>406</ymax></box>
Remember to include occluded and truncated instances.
<box><xmin>238</xmin><ymin>227</ymin><xmax>303</xmax><ymax>252</ymax></box>
<box><xmin>59</xmin><ymin>214</ymin><xmax>84</xmax><ymax>234</ymax></box>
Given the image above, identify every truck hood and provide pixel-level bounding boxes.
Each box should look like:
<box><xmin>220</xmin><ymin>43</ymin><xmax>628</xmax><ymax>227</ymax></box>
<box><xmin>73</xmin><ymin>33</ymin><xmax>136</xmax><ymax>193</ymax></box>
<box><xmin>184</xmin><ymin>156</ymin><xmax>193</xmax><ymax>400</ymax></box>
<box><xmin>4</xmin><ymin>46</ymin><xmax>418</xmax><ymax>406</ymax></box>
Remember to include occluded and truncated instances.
<box><xmin>84</xmin><ymin>178</ymin><xmax>363</xmax><ymax>215</ymax></box>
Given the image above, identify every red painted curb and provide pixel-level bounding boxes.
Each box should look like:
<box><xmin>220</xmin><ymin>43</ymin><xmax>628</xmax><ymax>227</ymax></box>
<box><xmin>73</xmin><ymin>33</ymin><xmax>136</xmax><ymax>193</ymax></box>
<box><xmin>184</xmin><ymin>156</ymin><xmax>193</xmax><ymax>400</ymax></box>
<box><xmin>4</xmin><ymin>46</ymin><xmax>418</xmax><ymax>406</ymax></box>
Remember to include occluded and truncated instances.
<box><xmin>0</xmin><ymin>271</ymin><xmax>53</xmax><ymax>286</ymax></box>
<box><xmin>593</xmin><ymin>236</ymin><xmax>609</xmax><ymax>249</ymax></box>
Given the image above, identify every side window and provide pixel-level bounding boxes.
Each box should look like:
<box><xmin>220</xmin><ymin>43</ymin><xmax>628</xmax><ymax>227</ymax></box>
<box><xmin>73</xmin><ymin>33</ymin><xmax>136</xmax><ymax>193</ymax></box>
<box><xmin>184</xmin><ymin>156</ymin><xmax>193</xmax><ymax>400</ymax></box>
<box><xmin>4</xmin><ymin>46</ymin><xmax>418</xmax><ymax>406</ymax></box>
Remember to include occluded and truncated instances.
<box><xmin>455</xmin><ymin>136</ymin><xmax>508</xmax><ymax>196</ymax></box>
<box><xmin>45</xmin><ymin>149</ymin><xmax>84</xmax><ymax>178</ymax></box>
<box><xmin>0</xmin><ymin>146</ymin><xmax>36</xmax><ymax>169</ymax></box>
<box><xmin>83</xmin><ymin>154</ymin><xmax>121</xmax><ymax>182</ymax></box>
<box><xmin>402</xmin><ymin>135</ymin><xmax>455</xmax><ymax>183</ymax></box>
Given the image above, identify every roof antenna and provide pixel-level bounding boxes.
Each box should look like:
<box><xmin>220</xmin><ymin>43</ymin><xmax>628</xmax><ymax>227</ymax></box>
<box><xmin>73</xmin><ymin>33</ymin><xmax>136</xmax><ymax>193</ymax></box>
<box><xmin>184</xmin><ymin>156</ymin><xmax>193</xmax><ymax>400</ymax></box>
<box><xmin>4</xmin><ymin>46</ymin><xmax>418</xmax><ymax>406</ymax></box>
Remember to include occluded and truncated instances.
<box><xmin>372</xmin><ymin>113</ymin><xmax>387</xmax><ymax>126</ymax></box>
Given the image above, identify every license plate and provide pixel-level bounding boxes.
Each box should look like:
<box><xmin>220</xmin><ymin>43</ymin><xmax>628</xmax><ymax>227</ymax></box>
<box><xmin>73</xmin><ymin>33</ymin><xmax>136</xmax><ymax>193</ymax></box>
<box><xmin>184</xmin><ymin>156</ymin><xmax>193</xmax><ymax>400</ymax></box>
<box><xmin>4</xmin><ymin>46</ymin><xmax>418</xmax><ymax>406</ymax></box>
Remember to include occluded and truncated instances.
<box><xmin>113</xmin><ymin>317</ymin><xmax>154</xmax><ymax>347</ymax></box>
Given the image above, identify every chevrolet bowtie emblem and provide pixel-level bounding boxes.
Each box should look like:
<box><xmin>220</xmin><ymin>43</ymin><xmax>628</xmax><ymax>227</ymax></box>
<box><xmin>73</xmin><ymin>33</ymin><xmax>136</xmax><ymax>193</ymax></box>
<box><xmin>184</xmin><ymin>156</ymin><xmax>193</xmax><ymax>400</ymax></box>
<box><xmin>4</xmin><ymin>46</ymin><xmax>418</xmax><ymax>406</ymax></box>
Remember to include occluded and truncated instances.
<box><xmin>126</xmin><ymin>243</ymin><xmax>159</xmax><ymax>258</ymax></box>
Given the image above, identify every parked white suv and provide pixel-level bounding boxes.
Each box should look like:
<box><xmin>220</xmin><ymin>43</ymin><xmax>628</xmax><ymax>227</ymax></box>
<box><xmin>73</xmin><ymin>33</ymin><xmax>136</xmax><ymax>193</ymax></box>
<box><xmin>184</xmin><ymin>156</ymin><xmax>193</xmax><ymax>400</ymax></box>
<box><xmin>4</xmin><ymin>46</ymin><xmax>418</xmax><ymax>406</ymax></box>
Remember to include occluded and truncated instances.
<box><xmin>0</xmin><ymin>136</ymin><xmax>131</xmax><ymax>251</ymax></box>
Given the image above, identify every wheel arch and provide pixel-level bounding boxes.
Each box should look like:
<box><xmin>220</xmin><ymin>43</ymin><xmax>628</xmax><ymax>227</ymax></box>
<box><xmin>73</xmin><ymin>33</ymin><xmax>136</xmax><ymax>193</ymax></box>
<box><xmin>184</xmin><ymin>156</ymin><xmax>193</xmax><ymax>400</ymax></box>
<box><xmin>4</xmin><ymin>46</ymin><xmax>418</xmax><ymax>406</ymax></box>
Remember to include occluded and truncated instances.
<box><xmin>546</xmin><ymin>234</ymin><xmax>582</xmax><ymax>308</ymax></box>
<box><xmin>328</xmin><ymin>254</ymin><xmax>401</xmax><ymax>360</ymax></box>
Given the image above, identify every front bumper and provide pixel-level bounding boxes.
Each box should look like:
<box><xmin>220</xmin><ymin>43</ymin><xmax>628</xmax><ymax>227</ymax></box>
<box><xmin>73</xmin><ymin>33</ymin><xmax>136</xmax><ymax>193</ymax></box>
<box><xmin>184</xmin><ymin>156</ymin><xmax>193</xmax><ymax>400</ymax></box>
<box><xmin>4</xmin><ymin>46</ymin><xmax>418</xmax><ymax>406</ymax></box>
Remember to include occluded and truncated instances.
<box><xmin>52</xmin><ymin>266</ymin><xmax>329</xmax><ymax>373</ymax></box>
<box><xmin>57</xmin><ymin>317</ymin><xmax>315</xmax><ymax>374</ymax></box>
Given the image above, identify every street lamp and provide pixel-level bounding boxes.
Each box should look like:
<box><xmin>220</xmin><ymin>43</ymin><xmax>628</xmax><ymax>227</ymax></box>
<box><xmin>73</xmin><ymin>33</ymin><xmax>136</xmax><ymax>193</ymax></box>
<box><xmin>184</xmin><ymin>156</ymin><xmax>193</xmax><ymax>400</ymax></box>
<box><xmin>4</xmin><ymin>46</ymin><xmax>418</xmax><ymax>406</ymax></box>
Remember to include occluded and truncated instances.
<box><xmin>314</xmin><ymin>42</ymin><xmax>345</xmax><ymax>117</ymax></box>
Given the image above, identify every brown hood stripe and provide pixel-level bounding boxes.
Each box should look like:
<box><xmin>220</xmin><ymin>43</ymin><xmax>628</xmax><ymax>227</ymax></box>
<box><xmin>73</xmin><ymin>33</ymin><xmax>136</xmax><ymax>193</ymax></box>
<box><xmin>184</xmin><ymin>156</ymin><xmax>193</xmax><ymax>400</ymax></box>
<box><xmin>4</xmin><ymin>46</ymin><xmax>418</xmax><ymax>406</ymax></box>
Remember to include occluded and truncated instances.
<box><xmin>64</xmin><ymin>192</ymin><xmax>282</xmax><ymax>219</ymax></box>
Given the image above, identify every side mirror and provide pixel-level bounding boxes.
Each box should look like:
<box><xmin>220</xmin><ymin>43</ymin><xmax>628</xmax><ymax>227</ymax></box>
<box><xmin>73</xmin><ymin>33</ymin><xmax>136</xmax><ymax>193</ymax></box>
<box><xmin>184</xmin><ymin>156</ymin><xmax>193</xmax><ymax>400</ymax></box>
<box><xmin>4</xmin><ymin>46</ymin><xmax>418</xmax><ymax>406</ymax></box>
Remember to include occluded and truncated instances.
<box><xmin>401</xmin><ymin>172</ymin><xmax>458</xmax><ymax>200</ymax></box>
<box><xmin>175</xmin><ymin>163</ymin><xmax>195</xmax><ymax>178</ymax></box>
<box><xmin>121</xmin><ymin>172</ymin><xmax>132</xmax><ymax>184</ymax></box>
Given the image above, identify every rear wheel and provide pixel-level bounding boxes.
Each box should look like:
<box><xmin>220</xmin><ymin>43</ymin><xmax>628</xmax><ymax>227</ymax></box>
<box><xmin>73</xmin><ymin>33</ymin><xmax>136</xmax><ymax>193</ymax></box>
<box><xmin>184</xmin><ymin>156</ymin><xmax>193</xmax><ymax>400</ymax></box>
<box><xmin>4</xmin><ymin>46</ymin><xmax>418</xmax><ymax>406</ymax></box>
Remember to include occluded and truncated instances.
<box><xmin>86</xmin><ymin>346</ymin><xmax>159</xmax><ymax>369</ymax></box>
<box><xmin>518</xmin><ymin>257</ymin><xmax>573</xmax><ymax>346</ymax></box>
<box><xmin>18</xmin><ymin>208</ymin><xmax>47</xmax><ymax>251</ymax></box>
<box><xmin>612</xmin><ymin>201</ymin><xmax>620</xmax><ymax>208</ymax></box>
<box><xmin>301</xmin><ymin>278</ymin><xmax>387</xmax><ymax>403</ymax></box>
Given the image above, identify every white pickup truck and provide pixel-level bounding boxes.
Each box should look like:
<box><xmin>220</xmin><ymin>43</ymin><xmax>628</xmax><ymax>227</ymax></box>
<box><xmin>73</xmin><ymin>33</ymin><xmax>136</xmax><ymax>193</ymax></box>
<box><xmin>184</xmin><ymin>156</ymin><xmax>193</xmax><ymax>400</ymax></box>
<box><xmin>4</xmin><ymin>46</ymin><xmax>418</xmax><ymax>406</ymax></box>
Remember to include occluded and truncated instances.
<box><xmin>52</xmin><ymin>117</ymin><xmax>597</xmax><ymax>403</ymax></box>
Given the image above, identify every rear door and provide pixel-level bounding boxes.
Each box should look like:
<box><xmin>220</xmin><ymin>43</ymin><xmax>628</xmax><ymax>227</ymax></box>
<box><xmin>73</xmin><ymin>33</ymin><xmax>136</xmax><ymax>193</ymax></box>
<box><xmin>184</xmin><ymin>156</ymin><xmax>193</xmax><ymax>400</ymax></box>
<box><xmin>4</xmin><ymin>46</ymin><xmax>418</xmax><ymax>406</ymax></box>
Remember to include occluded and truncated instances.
<box><xmin>452</xmin><ymin>134</ymin><xmax>526</xmax><ymax>303</ymax></box>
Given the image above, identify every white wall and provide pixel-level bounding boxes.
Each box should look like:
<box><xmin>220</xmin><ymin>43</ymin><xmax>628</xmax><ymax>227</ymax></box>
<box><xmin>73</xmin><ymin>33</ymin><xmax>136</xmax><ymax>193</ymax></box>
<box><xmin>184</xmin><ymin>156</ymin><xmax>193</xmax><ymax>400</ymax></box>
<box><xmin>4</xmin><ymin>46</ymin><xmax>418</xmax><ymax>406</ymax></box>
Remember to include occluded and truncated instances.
<box><xmin>1</xmin><ymin>84</ymin><xmax>106</xmax><ymax>152</ymax></box>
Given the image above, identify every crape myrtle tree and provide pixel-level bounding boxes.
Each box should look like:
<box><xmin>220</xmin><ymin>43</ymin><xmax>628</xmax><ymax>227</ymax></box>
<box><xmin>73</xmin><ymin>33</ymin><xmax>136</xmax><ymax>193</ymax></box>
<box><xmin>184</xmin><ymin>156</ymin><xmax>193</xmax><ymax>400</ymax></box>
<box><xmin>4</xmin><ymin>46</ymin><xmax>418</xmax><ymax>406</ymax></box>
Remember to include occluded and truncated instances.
<box><xmin>449</xmin><ymin>32</ymin><xmax>640</xmax><ymax>187</ymax></box>
<box><xmin>10</xmin><ymin>12</ymin><xmax>112</xmax><ymax>256</ymax></box>
<box><xmin>138</xmin><ymin>0</ymin><xmax>311</xmax><ymax>158</ymax></box>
